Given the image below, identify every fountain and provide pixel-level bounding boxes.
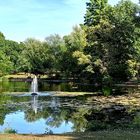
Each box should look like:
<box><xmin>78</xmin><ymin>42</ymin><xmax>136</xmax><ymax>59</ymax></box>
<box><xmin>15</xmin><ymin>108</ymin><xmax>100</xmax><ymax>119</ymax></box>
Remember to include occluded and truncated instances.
<box><xmin>31</xmin><ymin>75</ymin><xmax>38</xmax><ymax>95</ymax></box>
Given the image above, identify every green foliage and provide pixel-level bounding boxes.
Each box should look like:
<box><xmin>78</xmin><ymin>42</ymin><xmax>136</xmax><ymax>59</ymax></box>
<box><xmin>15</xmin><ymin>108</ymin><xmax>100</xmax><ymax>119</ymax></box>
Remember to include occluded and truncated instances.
<box><xmin>126</xmin><ymin>60</ymin><xmax>138</xmax><ymax>77</ymax></box>
<box><xmin>0</xmin><ymin>51</ymin><xmax>14</xmax><ymax>76</ymax></box>
<box><xmin>73</xmin><ymin>51</ymin><xmax>91</xmax><ymax>65</ymax></box>
<box><xmin>84</xmin><ymin>15</ymin><xmax>111</xmax><ymax>83</ymax></box>
<box><xmin>0</xmin><ymin>32</ymin><xmax>5</xmax><ymax>40</ymax></box>
<box><xmin>0</xmin><ymin>32</ymin><xmax>22</xmax><ymax>76</ymax></box>
<box><xmin>4</xmin><ymin>40</ymin><xmax>23</xmax><ymax>72</ymax></box>
<box><xmin>3</xmin><ymin>128</ymin><xmax>17</xmax><ymax>134</ymax></box>
<box><xmin>0</xmin><ymin>0</ymin><xmax>140</xmax><ymax>84</ymax></box>
<box><xmin>45</xmin><ymin>34</ymin><xmax>65</xmax><ymax>72</ymax></box>
<box><xmin>102</xmin><ymin>86</ymin><xmax>111</xmax><ymax>96</ymax></box>
<box><xmin>18</xmin><ymin>38</ymin><xmax>54</xmax><ymax>74</ymax></box>
<box><xmin>84</xmin><ymin>0</ymin><xmax>108</xmax><ymax>26</ymax></box>
<box><xmin>84</xmin><ymin>0</ymin><xmax>140</xmax><ymax>82</ymax></box>
<box><xmin>71</xmin><ymin>108</ymin><xmax>91</xmax><ymax>132</ymax></box>
<box><xmin>59</xmin><ymin>26</ymin><xmax>87</xmax><ymax>77</ymax></box>
<box><xmin>107</xmin><ymin>0</ymin><xmax>140</xmax><ymax>81</ymax></box>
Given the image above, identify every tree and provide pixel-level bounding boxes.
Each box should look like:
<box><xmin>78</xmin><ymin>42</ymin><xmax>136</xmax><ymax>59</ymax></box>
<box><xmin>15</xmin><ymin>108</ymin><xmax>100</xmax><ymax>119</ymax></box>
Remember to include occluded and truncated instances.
<box><xmin>45</xmin><ymin>34</ymin><xmax>65</xmax><ymax>72</ymax></box>
<box><xmin>3</xmin><ymin>40</ymin><xmax>22</xmax><ymax>72</ymax></box>
<box><xmin>107</xmin><ymin>0</ymin><xmax>140</xmax><ymax>81</ymax></box>
<box><xmin>84</xmin><ymin>0</ymin><xmax>108</xmax><ymax>26</ymax></box>
<box><xmin>60</xmin><ymin>26</ymin><xmax>87</xmax><ymax>78</ymax></box>
<box><xmin>84</xmin><ymin>0</ymin><xmax>140</xmax><ymax>83</ymax></box>
<box><xmin>84</xmin><ymin>0</ymin><xmax>110</xmax><ymax>83</ymax></box>
<box><xmin>18</xmin><ymin>38</ymin><xmax>53</xmax><ymax>74</ymax></box>
<box><xmin>0</xmin><ymin>32</ymin><xmax>15</xmax><ymax>75</ymax></box>
<box><xmin>0</xmin><ymin>51</ymin><xmax>13</xmax><ymax>76</ymax></box>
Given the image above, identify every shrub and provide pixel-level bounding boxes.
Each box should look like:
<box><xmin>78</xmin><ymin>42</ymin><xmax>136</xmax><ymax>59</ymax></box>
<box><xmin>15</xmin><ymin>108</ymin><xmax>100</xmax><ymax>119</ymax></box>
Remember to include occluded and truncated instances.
<box><xmin>3</xmin><ymin>128</ymin><xmax>17</xmax><ymax>134</ymax></box>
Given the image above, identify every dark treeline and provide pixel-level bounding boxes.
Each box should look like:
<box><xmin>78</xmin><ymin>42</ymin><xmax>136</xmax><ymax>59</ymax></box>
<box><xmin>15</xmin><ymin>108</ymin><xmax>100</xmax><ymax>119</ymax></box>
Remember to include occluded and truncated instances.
<box><xmin>0</xmin><ymin>0</ymin><xmax>140</xmax><ymax>85</ymax></box>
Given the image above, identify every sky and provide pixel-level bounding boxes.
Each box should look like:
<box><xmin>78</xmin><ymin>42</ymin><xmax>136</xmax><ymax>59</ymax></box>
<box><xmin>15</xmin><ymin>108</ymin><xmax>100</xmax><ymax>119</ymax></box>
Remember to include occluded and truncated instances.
<box><xmin>0</xmin><ymin>0</ymin><xmax>139</xmax><ymax>42</ymax></box>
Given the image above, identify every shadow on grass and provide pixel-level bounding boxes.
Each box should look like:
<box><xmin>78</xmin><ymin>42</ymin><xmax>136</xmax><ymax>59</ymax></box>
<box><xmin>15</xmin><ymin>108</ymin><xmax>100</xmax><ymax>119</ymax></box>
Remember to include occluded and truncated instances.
<box><xmin>66</xmin><ymin>131</ymin><xmax>140</xmax><ymax>140</ymax></box>
<box><xmin>1</xmin><ymin>131</ymin><xmax>140</xmax><ymax>140</ymax></box>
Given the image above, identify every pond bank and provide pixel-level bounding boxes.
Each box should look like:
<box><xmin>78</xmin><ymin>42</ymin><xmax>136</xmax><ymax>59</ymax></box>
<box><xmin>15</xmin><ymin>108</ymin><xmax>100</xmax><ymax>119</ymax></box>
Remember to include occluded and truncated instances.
<box><xmin>1</xmin><ymin>130</ymin><xmax>140</xmax><ymax>140</ymax></box>
<box><xmin>53</xmin><ymin>92</ymin><xmax>140</xmax><ymax>109</ymax></box>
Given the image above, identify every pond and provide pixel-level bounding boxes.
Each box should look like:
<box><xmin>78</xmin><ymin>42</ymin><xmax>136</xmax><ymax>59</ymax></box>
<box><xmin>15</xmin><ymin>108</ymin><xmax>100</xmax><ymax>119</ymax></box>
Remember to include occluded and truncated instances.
<box><xmin>0</xmin><ymin>80</ymin><xmax>140</xmax><ymax>134</ymax></box>
<box><xmin>0</xmin><ymin>80</ymin><xmax>97</xmax><ymax>93</ymax></box>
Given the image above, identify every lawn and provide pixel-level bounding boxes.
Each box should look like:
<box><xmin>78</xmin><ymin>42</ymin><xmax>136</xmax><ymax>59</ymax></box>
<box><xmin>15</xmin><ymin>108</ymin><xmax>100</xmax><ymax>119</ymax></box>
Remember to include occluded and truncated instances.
<box><xmin>1</xmin><ymin>131</ymin><xmax>140</xmax><ymax>140</ymax></box>
<box><xmin>3</xmin><ymin>73</ymin><xmax>48</xmax><ymax>79</ymax></box>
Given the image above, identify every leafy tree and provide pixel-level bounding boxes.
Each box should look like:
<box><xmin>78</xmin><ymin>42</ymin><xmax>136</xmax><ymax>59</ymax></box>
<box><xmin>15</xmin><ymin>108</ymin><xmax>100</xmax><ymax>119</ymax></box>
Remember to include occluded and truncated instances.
<box><xmin>84</xmin><ymin>0</ymin><xmax>108</xmax><ymax>26</ymax></box>
<box><xmin>0</xmin><ymin>32</ymin><xmax>5</xmax><ymax>41</ymax></box>
<box><xmin>60</xmin><ymin>26</ymin><xmax>87</xmax><ymax>78</ymax></box>
<box><xmin>3</xmin><ymin>40</ymin><xmax>22</xmax><ymax>72</ymax></box>
<box><xmin>84</xmin><ymin>0</ymin><xmax>110</xmax><ymax>83</ymax></box>
<box><xmin>0</xmin><ymin>51</ymin><xmax>13</xmax><ymax>76</ymax></box>
<box><xmin>84</xmin><ymin>0</ymin><xmax>140</xmax><ymax>83</ymax></box>
<box><xmin>45</xmin><ymin>34</ymin><xmax>65</xmax><ymax>73</ymax></box>
<box><xmin>19</xmin><ymin>38</ymin><xmax>53</xmax><ymax>74</ymax></box>
<box><xmin>107</xmin><ymin>0</ymin><xmax>140</xmax><ymax>81</ymax></box>
<box><xmin>134</xmin><ymin>37</ymin><xmax>140</xmax><ymax>76</ymax></box>
<box><xmin>0</xmin><ymin>32</ymin><xmax>15</xmax><ymax>75</ymax></box>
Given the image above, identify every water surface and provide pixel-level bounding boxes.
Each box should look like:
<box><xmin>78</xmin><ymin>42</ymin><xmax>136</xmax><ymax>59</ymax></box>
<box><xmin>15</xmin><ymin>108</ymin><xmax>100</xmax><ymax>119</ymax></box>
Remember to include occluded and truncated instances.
<box><xmin>0</xmin><ymin>80</ymin><xmax>140</xmax><ymax>134</ymax></box>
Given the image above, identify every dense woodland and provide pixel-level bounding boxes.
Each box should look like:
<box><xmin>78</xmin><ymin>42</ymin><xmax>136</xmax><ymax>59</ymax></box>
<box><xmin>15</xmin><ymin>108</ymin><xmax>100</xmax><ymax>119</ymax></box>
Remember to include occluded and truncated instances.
<box><xmin>0</xmin><ymin>0</ymin><xmax>140</xmax><ymax>84</ymax></box>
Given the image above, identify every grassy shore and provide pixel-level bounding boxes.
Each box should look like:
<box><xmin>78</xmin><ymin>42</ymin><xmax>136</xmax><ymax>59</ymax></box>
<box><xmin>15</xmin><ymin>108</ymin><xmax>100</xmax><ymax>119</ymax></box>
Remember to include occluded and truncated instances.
<box><xmin>1</xmin><ymin>130</ymin><xmax>140</xmax><ymax>140</ymax></box>
<box><xmin>3</xmin><ymin>73</ymin><xmax>48</xmax><ymax>79</ymax></box>
<box><xmin>54</xmin><ymin>91</ymin><xmax>96</xmax><ymax>96</ymax></box>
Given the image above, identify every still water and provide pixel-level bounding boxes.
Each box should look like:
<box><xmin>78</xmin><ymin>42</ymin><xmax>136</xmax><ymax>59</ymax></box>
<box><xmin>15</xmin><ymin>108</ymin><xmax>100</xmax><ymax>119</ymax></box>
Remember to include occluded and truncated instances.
<box><xmin>0</xmin><ymin>80</ymin><xmax>96</xmax><ymax>93</ymax></box>
<box><xmin>0</xmin><ymin>80</ymin><xmax>95</xmax><ymax>134</ymax></box>
<box><xmin>0</xmin><ymin>94</ymin><xmax>89</xmax><ymax>134</ymax></box>
<box><xmin>0</xmin><ymin>80</ymin><xmax>140</xmax><ymax>134</ymax></box>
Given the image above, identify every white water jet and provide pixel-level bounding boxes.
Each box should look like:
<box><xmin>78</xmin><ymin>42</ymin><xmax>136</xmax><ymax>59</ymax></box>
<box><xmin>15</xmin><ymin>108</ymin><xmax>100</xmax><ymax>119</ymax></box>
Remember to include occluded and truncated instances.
<box><xmin>31</xmin><ymin>75</ymin><xmax>38</xmax><ymax>94</ymax></box>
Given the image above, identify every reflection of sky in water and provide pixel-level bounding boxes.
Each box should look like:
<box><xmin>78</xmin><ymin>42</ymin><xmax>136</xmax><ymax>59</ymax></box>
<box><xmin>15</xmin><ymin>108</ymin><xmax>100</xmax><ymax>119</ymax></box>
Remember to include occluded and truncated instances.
<box><xmin>0</xmin><ymin>111</ymin><xmax>73</xmax><ymax>134</ymax></box>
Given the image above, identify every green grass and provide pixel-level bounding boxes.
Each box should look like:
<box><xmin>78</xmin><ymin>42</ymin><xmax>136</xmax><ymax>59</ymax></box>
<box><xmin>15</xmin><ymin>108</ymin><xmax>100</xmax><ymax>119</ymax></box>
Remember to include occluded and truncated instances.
<box><xmin>3</xmin><ymin>73</ymin><xmax>48</xmax><ymax>79</ymax></box>
<box><xmin>68</xmin><ymin>131</ymin><xmax>140</xmax><ymax>140</ymax></box>
<box><xmin>1</xmin><ymin>130</ymin><xmax>140</xmax><ymax>140</ymax></box>
<box><xmin>54</xmin><ymin>91</ymin><xmax>97</xmax><ymax>96</ymax></box>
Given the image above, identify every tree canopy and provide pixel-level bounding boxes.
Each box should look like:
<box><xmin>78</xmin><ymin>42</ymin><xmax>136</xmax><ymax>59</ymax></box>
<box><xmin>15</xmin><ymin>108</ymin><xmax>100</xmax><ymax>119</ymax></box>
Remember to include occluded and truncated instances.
<box><xmin>0</xmin><ymin>0</ymin><xmax>140</xmax><ymax>84</ymax></box>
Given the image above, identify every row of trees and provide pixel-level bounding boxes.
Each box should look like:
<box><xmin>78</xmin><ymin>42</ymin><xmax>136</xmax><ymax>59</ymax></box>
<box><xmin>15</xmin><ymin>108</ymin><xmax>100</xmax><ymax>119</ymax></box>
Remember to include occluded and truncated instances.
<box><xmin>0</xmin><ymin>27</ymin><xmax>86</xmax><ymax>78</ymax></box>
<box><xmin>0</xmin><ymin>0</ymin><xmax>140</xmax><ymax>84</ymax></box>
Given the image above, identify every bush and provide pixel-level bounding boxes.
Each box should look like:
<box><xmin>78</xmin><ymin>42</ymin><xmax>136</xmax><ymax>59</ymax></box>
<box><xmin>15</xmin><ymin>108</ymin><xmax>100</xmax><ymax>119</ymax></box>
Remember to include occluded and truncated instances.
<box><xmin>102</xmin><ymin>86</ymin><xmax>111</xmax><ymax>96</ymax></box>
<box><xmin>3</xmin><ymin>128</ymin><xmax>17</xmax><ymax>134</ymax></box>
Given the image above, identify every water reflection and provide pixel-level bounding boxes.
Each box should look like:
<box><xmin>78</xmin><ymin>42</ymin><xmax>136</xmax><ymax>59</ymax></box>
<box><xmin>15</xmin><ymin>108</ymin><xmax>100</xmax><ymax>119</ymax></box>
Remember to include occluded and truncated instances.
<box><xmin>1</xmin><ymin>92</ymin><xmax>140</xmax><ymax>134</ymax></box>
<box><xmin>51</xmin><ymin>96</ymin><xmax>60</xmax><ymax>110</ymax></box>
<box><xmin>32</xmin><ymin>95</ymin><xmax>38</xmax><ymax>114</ymax></box>
<box><xmin>1</xmin><ymin>78</ymin><xmax>140</xmax><ymax>134</ymax></box>
<box><xmin>0</xmin><ymin>80</ymin><xmax>97</xmax><ymax>93</ymax></box>
<box><xmin>0</xmin><ymin>94</ymin><xmax>75</xmax><ymax>134</ymax></box>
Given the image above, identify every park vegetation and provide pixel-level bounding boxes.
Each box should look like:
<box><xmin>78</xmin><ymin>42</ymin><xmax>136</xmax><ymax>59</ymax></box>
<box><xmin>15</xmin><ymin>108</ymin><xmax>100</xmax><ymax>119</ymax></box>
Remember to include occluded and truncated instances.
<box><xmin>0</xmin><ymin>0</ymin><xmax>140</xmax><ymax>86</ymax></box>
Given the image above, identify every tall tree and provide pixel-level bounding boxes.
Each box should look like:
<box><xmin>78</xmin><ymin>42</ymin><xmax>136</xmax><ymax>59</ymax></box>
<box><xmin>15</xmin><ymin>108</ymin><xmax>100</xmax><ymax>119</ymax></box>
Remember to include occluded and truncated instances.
<box><xmin>107</xmin><ymin>0</ymin><xmax>140</xmax><ymax>81</ymax></box>
<box><xmin>19</xmin><ymin>38</ymin><xmax>53</xmax><ymax>74</ymax></box>
<box><xmin>60</xmin><ymin>26</ymin><xmax>87</xmax><ymax>78</ymax></box>
<box><xmin>84</xmin><ymin>0</ymin><xmax>110</xmax><ymax>83</ymax></box>
<box><xmin>84</xmin><ymin>0</ymin><xmax>108</xmax><ymax>26</ymax></box>
<box><xmin>0</xmin><ymin>32</ymin><xmax>15</xmax><ymax>75</ymax></box>
<box><xmin>0</xmin><ymin>51</ymin><xmax>13</xmax><ymax>76</ymax></box>
<box><xmin>45</xmin><ymin>34</ymin><xmax>65</xmax><ymax>72</ymax></box>
<box><xmin>3</xmin><ymin>40</ymin><xmax>22</xmax><ymax>72</ymax></box>
<box><xmin>84</xmin><ymin>0</ymin><xmax>140</xmax><ymax>83</ymax></box>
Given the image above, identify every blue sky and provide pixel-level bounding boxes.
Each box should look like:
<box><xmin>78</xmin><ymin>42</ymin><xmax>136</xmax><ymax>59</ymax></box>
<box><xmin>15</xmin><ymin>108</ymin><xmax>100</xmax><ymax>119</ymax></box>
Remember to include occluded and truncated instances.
<box><xmin>0</xmin><ymin>0</ymin><xmax>139</xmax><ymax>42</ymax></box>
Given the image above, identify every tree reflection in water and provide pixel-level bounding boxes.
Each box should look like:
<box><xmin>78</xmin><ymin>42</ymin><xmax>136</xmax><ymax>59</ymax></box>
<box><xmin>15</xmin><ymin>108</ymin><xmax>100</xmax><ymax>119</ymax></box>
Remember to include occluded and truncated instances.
<box><xmin>1</xmin><ymin>94</ymin><xmax>140</xmax><ymax>134</ymax></box>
